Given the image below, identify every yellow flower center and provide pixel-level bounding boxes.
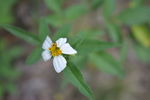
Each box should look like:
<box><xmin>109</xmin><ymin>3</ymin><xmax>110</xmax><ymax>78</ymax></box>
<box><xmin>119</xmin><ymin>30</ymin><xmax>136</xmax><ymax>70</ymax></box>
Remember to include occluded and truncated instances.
<box><xmin>49</xmin><ymin>43</ymin><xmax>62</xmax><ymax>56</ymax></box>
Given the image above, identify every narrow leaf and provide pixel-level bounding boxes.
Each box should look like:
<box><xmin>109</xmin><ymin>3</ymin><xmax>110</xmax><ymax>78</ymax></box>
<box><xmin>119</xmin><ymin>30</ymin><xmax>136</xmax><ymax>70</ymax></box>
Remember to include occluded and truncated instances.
<box><xmin>89</xmin><ymin>52</ymin><xmax>125</xmax><ymax>78</ymax></box>
<box><xmin>105</xmin><ymin>21</ymin><xmax>122</xmax><ymax>42</ymax></box>
<box><xmin>1</xmin><ymin>24</ymin><xmax>40</xmax><ymax>45</ymax></box>
<box><xmin>130</xmin><ymin>0</ymin><xmax>145</xmax><ymax>7</ymax></box>
<box><xmin>44</xmin><ymin>0</ymin><xmax>63</xmax><ymax>13</ymax></box>
<box><xmin>91</xmin><ymin>0</ymin><xmax>104</xmax><ymax>10</ymax></box>
<box><xmin>6</xmin><ymin>46</ymin><xmax>22</xmax><ymax>62</ymax></box>
<box><xmin>45</xmin><ymin>14</ymin><xmax>65</xmax><ymax>27</ymax></box>
<box><xmin>103</xmin><ymin>0</ymin><xmax>116</xmax><ymax>17</ymax></box>
<box><xmin>39</xmin><ymin>18</ymin><xmax>50</xmax><ymax>41</ymax></box>
<box><xmin>0</xmin><ymin>0</ymin><xmax>18</xmax><ymax>24</ymax></box>
<box><xmin>131</xmin><ymin>25</ymin><xmax>150</xmax><ymax>47</ymax></box>
<box><xmin>26</xmin><ymin>48</ymin><xmax>42</xmax><ymax>64</ymax></box>
<box><xmin>118</xmin><ymin>6</ymin><xmax>150</xmax><ymax>25</ymax></box>
<box><xmin>76</xmin><ymin>39</ymin><xmax>120</xmax><ymax>55</ymax></box>
<box><xmin>65</xmin><ymin>4</ymin><xmax>88</xmax><ymax>20</ymax></box>
<box><xmin>64</xmin><ymin>62</ymin><xmax>95</xmax><ymax>100</ymax></box>
<box><xmin>135</xmin><ymin>44</ymin><xmax>150</xmax><ymax>62</ymax></box>
<box><xmin>0</xmin><ymin>86</ymin><xmax>4</xmax><ymax>98</ymax></box>
<box><xmin>53</xmin><ymin>24</ymin><xmax>71</xmax><ymax>40</ymax></box>
<box><xmin>120</xmin><ymin>41</ymin><xmax>128</xmax><ymax>63</ymax></box>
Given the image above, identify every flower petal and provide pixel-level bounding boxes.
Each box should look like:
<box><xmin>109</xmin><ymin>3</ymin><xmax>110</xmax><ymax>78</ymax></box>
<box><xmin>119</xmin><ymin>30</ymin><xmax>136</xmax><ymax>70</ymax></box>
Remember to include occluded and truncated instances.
<box><xmin>53</xmin><ymin>55</ymin><xmax>67</xmax><ymax>73</ymax></box>
<box><xmin>42</xmin><ymin>50</ymin><xmax>52</xmax><ymax>61</ymax></box>
<box><xmin>56</xmin><ymin>38</ymin><xmax>67</xmax><ymax>47</ymax></box>
<box><xmin>60</xmin><ymin>43</ymin><xmax>77</xmax><ymax>55</ymax></box>
<box><xmin>42</xmin><ymin>36</ymin><xmax>53</xmax><ymax>50</ymax></box>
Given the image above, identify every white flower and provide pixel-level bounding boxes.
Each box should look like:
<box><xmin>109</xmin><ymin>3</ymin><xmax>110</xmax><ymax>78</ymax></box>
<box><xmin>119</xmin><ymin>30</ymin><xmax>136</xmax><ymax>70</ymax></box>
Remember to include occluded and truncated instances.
<box><xmin>42</xmin><ymin>36</ymin><xmax>77</xmax><ymax>73</ymax></box>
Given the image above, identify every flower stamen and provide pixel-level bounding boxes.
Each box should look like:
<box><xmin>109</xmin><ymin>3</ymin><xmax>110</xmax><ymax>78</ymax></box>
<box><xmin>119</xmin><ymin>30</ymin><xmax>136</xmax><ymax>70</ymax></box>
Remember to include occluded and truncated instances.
<box><xmin>49</xmin><ymin>43</ymin><xmax>62</xmax><ymax>56</ymax></box>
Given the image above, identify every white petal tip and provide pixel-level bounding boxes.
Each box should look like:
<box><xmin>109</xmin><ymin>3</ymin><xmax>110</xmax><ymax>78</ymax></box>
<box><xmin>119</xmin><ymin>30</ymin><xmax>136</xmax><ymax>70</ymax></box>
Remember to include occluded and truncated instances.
<box><xmin>42</xmin><ymin>36</ymin><xmax>53</xmax><ymax>50</ymax></box>
<box><xmin>56</xmin><ymin>38</ymin><xmax>67</xmax><ymax>47</ymax></box>
<box><xmin>42</xmin><ymin>50</ymin><xmax>51</xmax><ymax>61</ymax></box>
<box><xmin>55</xmin><ymin>63</ymin><xmax>67</xmax><ymax>73</ymax></box>
<box><xmin>61</xmin><ymin>43</ymin><xmax>77</xmax><ymax>55</ymax></box>
<box><xmin>73</xmin><ymin>50</ymin><xmax>77</xmax><ymax>54</ymax></box>
<box><xmin>55</xmin><ymin>70</ymin><xmax>62</xmax><ymax>73</ymax></box>
<box><xmin>53</xmin><ymin>56</ymin><xmax>67</xmax><ymax>73</ymax></box>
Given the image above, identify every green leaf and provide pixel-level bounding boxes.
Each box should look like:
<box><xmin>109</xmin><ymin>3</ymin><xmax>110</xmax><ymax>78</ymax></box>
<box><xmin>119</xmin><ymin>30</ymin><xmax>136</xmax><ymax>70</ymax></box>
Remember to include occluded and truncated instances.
<box><xmin>0</xmin><ymin>0</ymin><xmax>18</xmax><ymax>24</ymax></box>
<box><xmin>1</xmin><ymin>0</ymin><xmax>18</xmax><ymax>9</ymax></box>
<box><xmin>53</xmin><ymin>24</ymin><xmax>71</xmax><ymax>40</ymax></box>
<box><xmin>76</xmin><ymin>39</ymin><xmax>120</xmax><ymax>55</ymax></box>
<box><xmin>89</xmin><ymin>52</ymin><xmax>125</xmax><ymax>78</ymax></box>
<box><xmin>130</xmin><ymin>0</ymin><xmax>145</xmax><ymax>7</ymax></box>
<box><xmin>91</xmin><ymin>0</ymin><xmax>104</xmax><ymax>10</ymax></box>
<box><xmin>135</xmin><ymin>44</ymin><xmax>150</xmax><ymax>62</ymax></box>
<box><xmin>65</xmin><ymin>4</ymin><xmax>89</xmax><ymax>20</ymax></box>
<box><xmin>8</xmin><ymin>47</ymin><xmax>22</xmax><ymax>59</ymax></box>
<box><xmin>1</xmin><ymin>24</ymin><xmax>40</xmax><ymax>45</ymax></box>
<box><xmin>26</xmin><ymin>48</ymin><xmax>42</xmax><ymax>64</ymax></box>
<box><xmin>0</xmin><ymin>64</ymin><xmax>20</xmax><ymax>79</ymax></box>
<box><xmin>74</xmin><ymin>29</ymin><xmax>104</xmax><ymax>40</ymax></box>
<box><xmin>64</xmin><ymin>62</ymin><xmax>95</xmax><ymax>100</ymax></box>
<box><xmin>103</xmin><ymin>0</ymin><xmax>116</xmax><ymax>17</ymax></box>
<box><xmin>39</xmin><ymin>18</ymin><xmax>50</xmax><ymax>41</ymax></box>
<box><xmin>70</xmin><ymin>29</ymin><xmax>104</xmax><ymax>50</ymax></box>
<box><xmin>6</xmin><ymin>83</ymin><xmax>16</xmax><ymax>93</ymax></box>
<box><xmin>131</xmin><ymin>25</ymin><xmax>150</xmax><ymax>47</ymax></box>
<box><xmin>45</xmin><ymin>14</ymin><xmax>65</xmax><ymax>27</ymax></box>
<box><xmin>120</xmin><ymin>42</ymin><xmax>128</xmax><ymax>63</ymax></box>
<box><xmin>0</xmin><ymin>86</ymin><xmax>4</xmax><ymax>98</ymax></box>
<box><xmin>0</xmin><ymin>11</ymin><xmax>14</xmax><ymax>24</ymax></box>
<box><xmin>105</xmin><ymin>21</ymin><xmax>122</xmax><ymax>42</ymax></box>
<box><xmin>44</xmin><ymin>0</ymin><xmax>63</xmax><ymax>13</ymax></box>
<box><xmin>0</xmin><ymin>39</ymin><xmax>6</xmax><ymax>51</ymax></box>
<box><xmin>102</xmin><ymin>0</ymin><xmax>121</xmax><ymax>42</ymax></box>
<box><xmin>70</xmin><ymin>55</ymin><xmax>87</xmax><ymax>69</ymax></box>
<box><xmin>118</xmin><ymin>6</ymin><xmax>150</xmax><ymax>25</ymax></box>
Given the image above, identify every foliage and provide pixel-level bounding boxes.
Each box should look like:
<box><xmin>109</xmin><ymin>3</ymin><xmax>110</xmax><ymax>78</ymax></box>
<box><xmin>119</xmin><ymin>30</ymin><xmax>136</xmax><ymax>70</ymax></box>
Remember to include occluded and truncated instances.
<box><xmin>89</xmin><ymin>52</ymin><xmax>125</xmax><ymax>78</ymax></box>
<box><xmin>64</xmin><ymin>62</ymin><xmax>95</xmax><ymax>100</ymax></box>
<box><xmin>1</xmin><ymin>21</ymin><xmax>122</xmax><ymax>100</ymax></box>
<box><xmin>1</xmin><ymin>0</ymin><xmax>150</xmax><ymax>99</ymax></box>
<box><xmin>0</xmin><ymin>40</ymin><xmax>22</xmax><ymax>99</ymax></box>
<box><xmin>118</xmin><ymin>6</ymin><xmax>150</xmax><ymax>25</ymax></box>
<box><xmin>0</xmin><ymin>0</ymin><xmax>18</xmax><ymax>24</ymax></box>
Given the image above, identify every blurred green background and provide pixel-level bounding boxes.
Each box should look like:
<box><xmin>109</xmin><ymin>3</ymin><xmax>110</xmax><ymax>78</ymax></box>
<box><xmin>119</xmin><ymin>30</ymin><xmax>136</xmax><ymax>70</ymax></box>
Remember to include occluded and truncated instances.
<box><xmin>0</xmin><ymin>0</ymin><xmax>150</xmax><ymax>100</ymax></box>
